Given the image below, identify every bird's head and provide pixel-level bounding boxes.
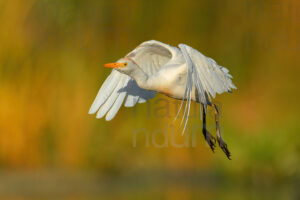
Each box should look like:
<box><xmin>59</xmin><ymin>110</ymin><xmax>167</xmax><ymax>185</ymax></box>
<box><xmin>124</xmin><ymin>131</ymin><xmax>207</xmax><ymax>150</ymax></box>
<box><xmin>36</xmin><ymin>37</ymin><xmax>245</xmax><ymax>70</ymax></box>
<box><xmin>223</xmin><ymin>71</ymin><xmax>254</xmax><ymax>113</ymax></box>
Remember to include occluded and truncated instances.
<box><xmin>103</xmin><ymin>59</ymin><xmax>136</xmax><ymax>75</ymax></box>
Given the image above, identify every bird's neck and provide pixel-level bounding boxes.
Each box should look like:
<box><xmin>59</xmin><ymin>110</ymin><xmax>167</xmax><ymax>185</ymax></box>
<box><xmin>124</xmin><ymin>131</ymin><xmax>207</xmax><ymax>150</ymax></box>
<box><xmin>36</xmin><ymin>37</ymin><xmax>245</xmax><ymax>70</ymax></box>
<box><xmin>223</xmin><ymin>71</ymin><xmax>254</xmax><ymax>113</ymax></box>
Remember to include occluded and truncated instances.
<box><xmin>128</xmin><ymin>66</ymin><xmax>150</xmax><ymax>89</ymax></box>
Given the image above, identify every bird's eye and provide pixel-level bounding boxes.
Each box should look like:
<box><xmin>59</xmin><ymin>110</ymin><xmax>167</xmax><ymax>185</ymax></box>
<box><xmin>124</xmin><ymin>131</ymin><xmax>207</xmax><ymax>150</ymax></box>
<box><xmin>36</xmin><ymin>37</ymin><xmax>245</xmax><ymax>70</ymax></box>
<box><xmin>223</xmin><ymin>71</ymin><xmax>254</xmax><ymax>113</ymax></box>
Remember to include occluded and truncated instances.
<box><xmin>124</xmin><ymin>63</ymin><xmax>127</xmax><ymax>67</ymax></box>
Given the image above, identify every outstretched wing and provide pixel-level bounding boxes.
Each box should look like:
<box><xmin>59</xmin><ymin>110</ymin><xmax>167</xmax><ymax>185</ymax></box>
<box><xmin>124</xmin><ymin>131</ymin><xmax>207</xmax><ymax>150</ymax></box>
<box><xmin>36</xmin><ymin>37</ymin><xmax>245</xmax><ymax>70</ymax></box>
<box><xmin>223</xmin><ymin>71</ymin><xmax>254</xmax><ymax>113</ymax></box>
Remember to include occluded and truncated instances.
<box><xmin>125</xmin><ymin>40</ymin><xmax>180</xmax><ymax>76</ymax></box>
<box><xmin>89</xmin><ymin>40</ymin><xmax>179</xmax><ymax>121</ymax></box>
<box><xmin>88</xmin><ymin>68</ymin><xmax>156</xmax><ymax>121</ymax></box>
<box><xmin>175</xmin><ymin>44</ymin><xmax>236</xmax><ymax>134</ymax></box>
<box><xmin>179</xmin><ymin>44</ymin><xmax>236</xmax><ymax>103</ymax></box>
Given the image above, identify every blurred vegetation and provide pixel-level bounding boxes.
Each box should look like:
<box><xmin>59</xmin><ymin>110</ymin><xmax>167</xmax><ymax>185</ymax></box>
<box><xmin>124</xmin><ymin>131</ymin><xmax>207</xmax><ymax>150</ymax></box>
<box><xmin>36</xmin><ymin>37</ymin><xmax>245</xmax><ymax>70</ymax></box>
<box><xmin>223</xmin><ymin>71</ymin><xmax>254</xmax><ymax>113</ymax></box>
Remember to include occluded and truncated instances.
<box><xmin>0</xmin><ymin>0</ymin><xmax>299</xmax><ymax>199</ymax></box>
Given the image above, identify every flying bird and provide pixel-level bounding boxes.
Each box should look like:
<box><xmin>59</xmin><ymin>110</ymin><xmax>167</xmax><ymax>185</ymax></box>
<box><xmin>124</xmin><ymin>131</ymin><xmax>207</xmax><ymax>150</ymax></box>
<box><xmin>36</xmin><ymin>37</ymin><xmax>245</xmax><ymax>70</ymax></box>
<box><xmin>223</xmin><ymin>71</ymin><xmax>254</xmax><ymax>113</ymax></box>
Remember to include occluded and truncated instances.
<box><xmin>89</xmin><ymin>40</ymin><xmax>236</xmax><ymax>159</ymax></box>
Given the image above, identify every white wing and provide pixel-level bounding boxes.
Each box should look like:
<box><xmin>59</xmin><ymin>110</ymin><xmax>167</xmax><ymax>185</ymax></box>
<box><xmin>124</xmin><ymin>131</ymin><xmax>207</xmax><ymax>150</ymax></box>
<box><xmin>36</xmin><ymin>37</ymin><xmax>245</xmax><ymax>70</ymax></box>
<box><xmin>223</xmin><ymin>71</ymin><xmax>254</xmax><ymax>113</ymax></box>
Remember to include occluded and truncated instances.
<box><xmin>88</xmin><ymin>68</ymin><xmax>156</xmax><ymax>121</ymax></box>
<box><xmin>125</xmin><ymin>40</ymin><xmax>180</xmax><ymax>76</ymax></box>
<box><xmin>179</xmin><ymin>44</ymin><xmax>236</xmax><ymax>103</ymax></box>
<box><xmin>175</xmin><ymin>44</ymin><xmax>236</xmax><ymax>134</ymax></box>
<box><xmin>89</xmin><ymin>40</ymin><xmax>178</xmax><ymax>121</ymax></box>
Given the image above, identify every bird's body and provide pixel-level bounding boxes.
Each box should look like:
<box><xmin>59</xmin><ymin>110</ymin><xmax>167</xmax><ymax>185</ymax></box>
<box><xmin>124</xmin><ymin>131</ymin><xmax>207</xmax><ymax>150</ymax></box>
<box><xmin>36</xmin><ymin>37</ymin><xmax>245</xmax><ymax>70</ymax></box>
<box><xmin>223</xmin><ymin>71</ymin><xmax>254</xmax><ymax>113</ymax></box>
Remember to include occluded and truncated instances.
<box><xmin>89</xmin><ymin>40</ymin><xmax>236</xmax><ymax>159</ymax></box>
<box><xmin>145</xmin><ymin>63</ymin><xmax>198</xmax><ymax>101</ymax></box>
<box><xmin>133</xmin><ymin>58</ymin><xmax>188</xmax><ymax>100</ymax></box>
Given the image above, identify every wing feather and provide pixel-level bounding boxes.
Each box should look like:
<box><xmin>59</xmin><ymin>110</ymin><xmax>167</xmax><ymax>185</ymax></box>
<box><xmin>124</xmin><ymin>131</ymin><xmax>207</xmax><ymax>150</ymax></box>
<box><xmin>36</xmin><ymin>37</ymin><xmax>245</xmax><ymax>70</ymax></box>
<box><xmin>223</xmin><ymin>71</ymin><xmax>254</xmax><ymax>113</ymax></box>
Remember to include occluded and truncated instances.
<box><xmin>105</xmin><ymin>91</ymin><xmax>127</xmax><ymax>121</ymax></box>
<box><xmin>124</xmin><ymin>94</ymin><xmax>139</xmax><ymax>107</ymax></box>
<box><xmin>96</xmin><ymin>76</ymin><xmax>126</xmax><ymax>119</ymax></box>
<box><xmin>123</xmin><ymin>80</ymin><xmax>140</xmax><ymax>107</ymax></box>
<box><xmin>175</xmin><ymin>44</ymin><xmax>236</xmax><ymax>134</ymax></box>
<box><xmin>125</xmin><ymin>40</ymin><xmax>180</xmax><ymax>77</ymax></box>
<box><xmin>181</xmin><ymin>44</ymin><xmax>236</xmax><ymax>100</ymax></box>
<box><xmin>88</xmin><ymin>70</ymin><xmax>121</xmax><ymax>114</ymax></box>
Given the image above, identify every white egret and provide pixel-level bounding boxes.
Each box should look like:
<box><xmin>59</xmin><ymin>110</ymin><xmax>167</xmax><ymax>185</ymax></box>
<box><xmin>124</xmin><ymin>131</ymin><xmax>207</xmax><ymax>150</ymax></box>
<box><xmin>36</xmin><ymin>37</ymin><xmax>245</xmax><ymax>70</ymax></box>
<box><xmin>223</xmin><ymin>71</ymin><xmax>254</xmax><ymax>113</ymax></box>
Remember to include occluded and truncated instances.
<box><xmin>89</xmin><ymin>40</ymin><xmax>236</xmax><ymax>159</ymax></box>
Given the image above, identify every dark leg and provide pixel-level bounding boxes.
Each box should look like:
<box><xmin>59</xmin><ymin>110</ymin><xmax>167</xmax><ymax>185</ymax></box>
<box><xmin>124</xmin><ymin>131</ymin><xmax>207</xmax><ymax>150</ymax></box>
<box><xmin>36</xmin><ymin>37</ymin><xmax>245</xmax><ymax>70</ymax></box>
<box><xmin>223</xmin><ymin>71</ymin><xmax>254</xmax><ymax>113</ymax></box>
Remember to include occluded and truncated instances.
<box><xmin>213</xmin><ymin>104</ymin><xmax>231</xmax><ymax>160</ymax></box>
<box><xmin>202</xmin><ymin>104</ymin><xmax>216</xmax><ymax>152</ymax></box>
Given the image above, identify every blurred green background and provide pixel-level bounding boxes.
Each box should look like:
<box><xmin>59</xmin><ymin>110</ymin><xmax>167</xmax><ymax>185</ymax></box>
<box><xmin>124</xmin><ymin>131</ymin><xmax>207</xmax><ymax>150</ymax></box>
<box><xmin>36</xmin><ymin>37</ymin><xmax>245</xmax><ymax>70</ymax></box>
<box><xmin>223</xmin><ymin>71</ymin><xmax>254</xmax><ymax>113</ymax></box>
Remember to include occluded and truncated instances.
<box><xmin>0</xmin><ymin>0</ymin><xmax>299</xmax><ymax>199</ymax></box>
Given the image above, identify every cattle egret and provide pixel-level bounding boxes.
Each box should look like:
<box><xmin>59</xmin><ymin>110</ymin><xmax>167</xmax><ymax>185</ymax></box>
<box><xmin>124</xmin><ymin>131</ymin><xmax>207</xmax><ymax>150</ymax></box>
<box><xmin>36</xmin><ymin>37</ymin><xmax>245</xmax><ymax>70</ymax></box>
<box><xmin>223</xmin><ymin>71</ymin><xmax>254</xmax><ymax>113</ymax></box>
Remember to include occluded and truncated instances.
<box><xmin>89</xmin><ymin>40</ymin><xmax>236</xmax><ymax>159</ymax></box>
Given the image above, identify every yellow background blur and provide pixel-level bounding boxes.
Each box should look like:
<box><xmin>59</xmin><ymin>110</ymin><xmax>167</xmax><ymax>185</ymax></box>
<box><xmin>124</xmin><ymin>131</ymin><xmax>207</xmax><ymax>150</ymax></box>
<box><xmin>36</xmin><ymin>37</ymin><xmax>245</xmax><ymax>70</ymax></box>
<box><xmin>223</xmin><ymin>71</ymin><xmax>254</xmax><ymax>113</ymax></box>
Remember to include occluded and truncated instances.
<box><xmin>0</xmin><ymin>0</ymin><xmax>299</xmax><ymax>199</ymax></box>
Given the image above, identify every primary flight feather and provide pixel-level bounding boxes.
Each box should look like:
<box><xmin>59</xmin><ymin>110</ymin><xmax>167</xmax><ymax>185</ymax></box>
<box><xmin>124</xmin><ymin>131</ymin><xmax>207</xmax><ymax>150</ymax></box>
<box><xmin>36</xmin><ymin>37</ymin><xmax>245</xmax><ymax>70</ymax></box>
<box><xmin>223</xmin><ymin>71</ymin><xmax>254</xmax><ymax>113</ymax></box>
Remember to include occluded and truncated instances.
<box><xmin>89</xmin><ymin>40</ymin><xmax>236</xmax><ymax>159</ymax></box>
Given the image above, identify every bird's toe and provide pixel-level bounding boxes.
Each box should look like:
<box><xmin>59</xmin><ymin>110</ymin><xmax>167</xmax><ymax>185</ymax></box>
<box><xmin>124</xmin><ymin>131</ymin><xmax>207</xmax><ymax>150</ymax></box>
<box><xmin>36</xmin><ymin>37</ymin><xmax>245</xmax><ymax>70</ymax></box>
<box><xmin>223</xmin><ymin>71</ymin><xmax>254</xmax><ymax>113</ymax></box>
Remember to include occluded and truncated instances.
<box><xmin>218</xmin><ymin>139</ymin><xmax>231</xmax><ymax>160</ymax></box>
<box><xmin>203</xmin><ymin>130</ymin><xmax>216</xmax><ymax>152</ymax></box>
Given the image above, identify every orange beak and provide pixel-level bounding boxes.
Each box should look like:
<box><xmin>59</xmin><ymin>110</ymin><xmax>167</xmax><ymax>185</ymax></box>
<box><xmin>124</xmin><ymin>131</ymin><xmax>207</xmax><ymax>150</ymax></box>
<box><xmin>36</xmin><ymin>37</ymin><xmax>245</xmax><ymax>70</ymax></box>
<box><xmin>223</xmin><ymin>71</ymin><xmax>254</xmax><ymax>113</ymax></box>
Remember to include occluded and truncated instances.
<box><xmin>104</xmin><ymin>62</ymin><xmax>127</xmax><ymax>68</ymax></box>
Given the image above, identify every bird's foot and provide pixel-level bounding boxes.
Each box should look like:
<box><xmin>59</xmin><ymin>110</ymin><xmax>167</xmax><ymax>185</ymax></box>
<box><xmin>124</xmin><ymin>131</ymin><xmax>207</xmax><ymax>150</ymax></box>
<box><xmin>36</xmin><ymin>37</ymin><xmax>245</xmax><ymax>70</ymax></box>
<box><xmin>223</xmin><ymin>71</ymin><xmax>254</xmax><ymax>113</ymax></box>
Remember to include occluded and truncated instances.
<box><xmin>217</xmin><ymin>137</ymin><xmax>231</xmax><ymax>160</ymax></box>
<box><xmin>213</xmin><ymin>103</ymin><xmax>231</xmax><ymax>160</ymax></box>
<box><xmin>203</xmin><ymin>129</ymin><xmax>216</xmax><ymax>152</ymax></box>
